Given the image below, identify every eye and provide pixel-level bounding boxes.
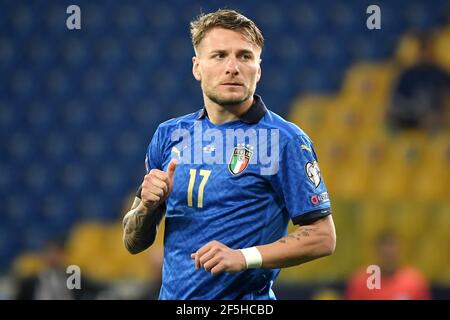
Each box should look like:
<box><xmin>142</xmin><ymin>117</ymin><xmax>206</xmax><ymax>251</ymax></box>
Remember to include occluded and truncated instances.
<box><xmin>241</xmin><ymin>54</ymin><xmax>253</xmax><ymax>61</ymax></box>
<box><xmin>214</xmin><ymin>53</ymin><xmax>226</xmax><ymax>59</ymax></box>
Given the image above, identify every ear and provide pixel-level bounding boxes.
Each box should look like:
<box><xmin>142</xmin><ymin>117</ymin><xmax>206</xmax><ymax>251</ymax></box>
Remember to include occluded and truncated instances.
<box><xmin>192</xmin><ymin>56</ymin><xmax>201</xmax><ymax>81</ymax></box>
<box><xmin>256</xmin><ymin>61</ymin><xmax>262</xmax><ymax>83</ymax></box>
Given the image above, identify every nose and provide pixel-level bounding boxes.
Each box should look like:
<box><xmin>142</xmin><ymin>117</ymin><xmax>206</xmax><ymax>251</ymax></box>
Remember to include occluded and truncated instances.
<box><xmin>225</xmin><ymin>57</ymin><xmax>239</xmax><ymax>76</ymax></box>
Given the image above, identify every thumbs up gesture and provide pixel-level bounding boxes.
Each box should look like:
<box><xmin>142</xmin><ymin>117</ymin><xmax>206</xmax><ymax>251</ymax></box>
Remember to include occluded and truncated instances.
<box><xmin>138</xmin><ymin>159</ymin><xmax>178</xmax><ymax>212</ymax></box>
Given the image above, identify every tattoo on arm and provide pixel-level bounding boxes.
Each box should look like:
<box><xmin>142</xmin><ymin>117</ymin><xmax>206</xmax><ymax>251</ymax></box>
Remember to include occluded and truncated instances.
<box><xmin>122</xmin><ymin>197</ymin><xmax>165</xmax><ymax>254</ymax></box>
<box><xmin>278</xmin><ymin>226</ymin><xmax>318</xmax><ymax>244</ymax></box>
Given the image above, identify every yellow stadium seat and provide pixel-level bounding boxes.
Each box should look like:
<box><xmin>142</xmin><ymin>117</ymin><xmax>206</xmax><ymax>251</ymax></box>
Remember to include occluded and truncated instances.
<box><xmin>329</xmin><ymin>204</ymin><xmax>362</xmax><ymax>277</ymax></box>
<box><xmin>414</xmin><ymin>233</ymin><xmax>448</xmax><ymax>281</ymax></box>
<box><xmin>395</xmin><ymin>33</ymin><xmax>423</xmax><ymax>67</ymax></box>
<box><xmin>430</xmin><ymin>204</ymin><xmax>450</xmax><ymax>243</ymax></box>
<box><xmin>388</xmin><ymin>202</ymin><xmax>429</xmax><ymax>254</ymax></box>
<box><xmin>289</xmin><ymin>95</ymin><xmax>335</xmax><ymax>141</ymax></box>
<box><xmin>367</xmin><ymin>156</ymin><xmax>410</xmax><ymax>201</ymax></box>
<box><xmin>65</xmin><ymin>222</ymin><xmax>113</xmax><ymax>279</ymax></box>
<box><xmin>365</xmin><ymin>131</ymin><xmax>429</xmax><ymax>201</ymax></box>
<box><xmin>432</xmin><ymin>203</ymin><xmax>450</xmax><ymax>283</ymax></box>
<box><xmin>322</xmin><ymin>97</ymin><xmax>373</xmax><ymax>141</ymax></box>
<box><xmin>340</xmin><ymin>62</ymin><xmax>398</xmax><ymax>108</ymax></box>
<box><xmin>433</xmin><ymin>25</ymin><xmax>450</xmax><ymax>72</ymax></box>
<box><xmin>105</xmin><ymin>222</ymin><xmax>163</xmax><ymax>280</ymax></box>
<box><xmin>314</xmin><ymin>136</ymin><xmax>352</xmax><ymax>198</ymax></box>
<box><xmin>355</xmin><ymin>202</ymin><xmax>393</xmax><ymax>263</ymax></box>
<box><xmin>412</xmin><ymin>162</ymin><xmax>448</xmax><ymax>201</ymax></box>
<box><xmin>12</xmin><ymin>253</ymin><xmax>45</xmax><ymax>278</ymax></box>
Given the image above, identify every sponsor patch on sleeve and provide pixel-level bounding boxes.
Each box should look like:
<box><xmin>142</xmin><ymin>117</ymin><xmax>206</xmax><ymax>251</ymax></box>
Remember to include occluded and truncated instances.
<box><xmin>310</xmin><ymin>192</ymin><xmax>330</xmax><ymax>206</ymax></box>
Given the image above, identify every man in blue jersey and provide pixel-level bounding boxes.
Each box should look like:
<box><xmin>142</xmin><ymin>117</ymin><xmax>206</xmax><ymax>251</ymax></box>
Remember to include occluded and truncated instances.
<box><xmin>122</xmin><ymin>9</ymin><xmax>336</xmax><ymax>300</ymax></box>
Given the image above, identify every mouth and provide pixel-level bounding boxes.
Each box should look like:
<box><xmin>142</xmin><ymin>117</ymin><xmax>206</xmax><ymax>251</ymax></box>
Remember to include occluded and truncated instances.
<box><xmin>221</xmin><ymin>83</ymin><xmax>244</xmax><ymax>87</ymax></box>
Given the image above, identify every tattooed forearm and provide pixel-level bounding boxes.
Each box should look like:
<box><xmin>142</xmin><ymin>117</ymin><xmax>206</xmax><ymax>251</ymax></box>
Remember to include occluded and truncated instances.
<box><xmin>278</xmin><ymin>226</ymin><xmax>318</xmax><ymax>244</ymax></box>
<box><xmin>122</xmin><ymin>199</ymin><xmax>165</xmax><ymax>254</ymax></box>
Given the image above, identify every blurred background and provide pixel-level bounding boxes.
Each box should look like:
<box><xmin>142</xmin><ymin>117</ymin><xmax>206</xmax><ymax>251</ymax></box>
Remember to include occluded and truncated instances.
<box><xmin>0</xmin><ymin>0</ymin><xmax>449</xmax><ymax>299</ymax></box>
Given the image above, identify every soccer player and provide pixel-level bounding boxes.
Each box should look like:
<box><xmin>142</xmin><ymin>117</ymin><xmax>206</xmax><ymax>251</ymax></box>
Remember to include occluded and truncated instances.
<box><xmin>122</xmin><ymin>9</ymin><xmax>336</xmax><ymax>300</ymax></box>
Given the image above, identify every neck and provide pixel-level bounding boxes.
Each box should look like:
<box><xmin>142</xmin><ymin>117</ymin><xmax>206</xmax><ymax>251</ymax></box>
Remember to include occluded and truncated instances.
<box><xmin>203</xmin><ymin>95</ymin><xmax>254</xmax><ymax>125</ymax></box>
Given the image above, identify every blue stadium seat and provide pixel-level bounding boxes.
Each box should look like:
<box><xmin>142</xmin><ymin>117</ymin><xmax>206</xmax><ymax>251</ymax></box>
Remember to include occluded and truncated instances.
<box><xmin>58</xmin><ymin>161</ymin><xmax>92</xmax><ymax>196</ymax></box>
<box><xmin>403</xmin><ymin>1</ymin><xmax>442</xmax><ymax>30</ymax></box>
<box><xmin>62</xmin><ymin>37</ymin><xmax>90</xmax><ymax>69</ymax></box>
<box><xmin>77</xmin><ymin>131</ymin><xmax>111</xmax><ymax>166</ymax></box>
<box><xmin>287</xmin><ymin>2</ymin><xmax>324</xmax><ymax>33</ymax></box>
<box><xmin>43</xmin><ymin>3</ymin><xmax>68</xmax><ymax>37</ymax></box>
<box><xmin>8</xmin><ymin>132</ymin><xmax>37</xmax><ymax>164</ymax></box>
<box><xmin>82</xmin><ymin>3</ymin><xmax>109</xmax><ymax>37</ymax></box>
<box><xmin>0</xmin><ymin>164</ymin><xmax>17</xmax><ymax>195</ymax></box>
<box><xmin>60</xmin><ymin>99</ymin><xmax>93</xmax><ymax>132</ymax></box>
<box><xmin>113</xmin><ymin>4</ymin><xmax>144</xmax><ymax>35</ymax></box>
<box><xmin>78</xmin><ymin>194</ymin><xmax>119</xmax><ymax>221</ymax></box>
<box><xmin>0</xmin><ymin>100</ymin><xmax>21</xmax><ymax>132</ymax></box>
<box><xmin>40</xmin><ymin>194</ymin><xmax>78</xmax><ymax>234</ymax></box>
<box><xmin>41</xmin><ymin>131</ymin><xmax>75</xmax><ymax>164</ymax></box>
<box><xmin>5</xmin><ymin>194</ymin><xmax>38</xmax><ymax>229</ymax></box>
<box><xmin>129</xmin><ymin>36</ymin><xmax>161</xmax><ymax>67</ymax></box>
<box><xmin>0</xmin><ymin>226</ymin><xmax>22</xmax><ymax>271</ymax></box>
<box><xmin>21</xmin><ymin>224</ymin><xmax>50</xmax><ymax>251</ymax></box>
<box><xmin>23</xmin><ymin>163</ymin><xmax>57</xmax><ymax>195</ymax></box>
<box><xmin>326</xmin><ymin>3</ymin><xmax>359</xmax><ymax>33</ymax></box>
<box><xmin>9</xmin><ymin>4</ymin><xmax>35</xmax><ymax>36</ymax></box>
<box><xmin>25</xmin><ymin>100</ymin><xmax>56</xmax><ymax>132</ymax></box>
<box><xmin>146</xmin><ymin>3</ymin><xmax>178</xmax><ymax>36</ymax></box>
<box><xmin>10</xmin><ymin>69</ymin><xmax>37</xmax><ymax>99</ymax></box>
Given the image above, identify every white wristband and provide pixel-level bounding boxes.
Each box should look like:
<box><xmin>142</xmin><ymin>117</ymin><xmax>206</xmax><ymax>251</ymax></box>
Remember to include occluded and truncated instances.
<box><xmin>239</xmin><ymin>247</ymin><xmax>262</xmax><ymax>269</ymax></box>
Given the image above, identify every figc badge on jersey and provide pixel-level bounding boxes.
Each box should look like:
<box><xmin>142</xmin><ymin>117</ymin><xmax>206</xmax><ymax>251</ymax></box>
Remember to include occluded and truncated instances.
<box><xmin>229</xmin><ymin>144</ymin><xmax>253</xmax><ymax>175</ymax></box>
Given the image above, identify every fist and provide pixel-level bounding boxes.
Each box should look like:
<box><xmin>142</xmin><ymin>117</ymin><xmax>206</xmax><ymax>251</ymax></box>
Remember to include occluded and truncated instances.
<box><xmin>139</xmin><ymin>159</ymin><xmax>177</xmax><ymax>211</ymax></box>
<box><xmin>191</xmin><ymin>240</ymin><xmax>247</xmax><ymax>276</ymax></box>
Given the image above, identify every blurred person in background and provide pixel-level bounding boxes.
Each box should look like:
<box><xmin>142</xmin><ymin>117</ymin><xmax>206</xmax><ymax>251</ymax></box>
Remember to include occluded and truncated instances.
<box><xmin>387</xmin><ymin>32</ymin><xmax>450</xmax><ymax>132</ymax></box>
<box><xmin>346</xmin><ymin>231</ymin><xmax>431</xmax><ymax>300</ymax></box>
<box><xmin>15</xmin><ymin>237</ymin><xmax>102</xmax><ymax>300</ymax></box>
<box><xmin>135</xmin><ymin>247</ymin><xmax>163</xmax><ymax>300</ymax></box>
<box><xmin>122</xmin><ymin>9</ymin><xmax>336</xmax><ymax>300</ymax></box>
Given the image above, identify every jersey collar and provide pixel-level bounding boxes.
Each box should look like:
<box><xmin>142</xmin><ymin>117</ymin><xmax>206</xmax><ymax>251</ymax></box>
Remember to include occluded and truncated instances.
<box><xmin>197</xmin><ymin>94</ymin><xmax>267</xmax><ymax>124</ymax></box>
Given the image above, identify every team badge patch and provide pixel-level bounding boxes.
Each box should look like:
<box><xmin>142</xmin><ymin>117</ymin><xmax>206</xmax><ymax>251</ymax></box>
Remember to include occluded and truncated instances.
<box><xmin>305</xmin><ymin>161</ymin><xmax>321</xmax><ymax>188</ymax></box>
<box><xmin>229</xmin><ymin>144</ymin><xmax>253</xmax><ymax>175</ymax></box>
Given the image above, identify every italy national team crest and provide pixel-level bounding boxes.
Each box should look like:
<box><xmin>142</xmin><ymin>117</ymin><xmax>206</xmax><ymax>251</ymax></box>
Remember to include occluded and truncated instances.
<box><xmin>228</xmin><ymin>144</ymin><xmax>253</xmax><ymax>175</ymax></box>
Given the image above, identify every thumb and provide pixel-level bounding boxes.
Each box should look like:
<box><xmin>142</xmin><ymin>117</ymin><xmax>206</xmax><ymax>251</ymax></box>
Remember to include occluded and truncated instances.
<box><xmin>166</xmin><ymin>158</ymin><xmax>178</xmax><ymax>181</ymax></box>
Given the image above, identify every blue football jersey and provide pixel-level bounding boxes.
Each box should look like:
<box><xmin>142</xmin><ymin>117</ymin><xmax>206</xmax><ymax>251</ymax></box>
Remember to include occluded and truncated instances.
<box><xmin>139</xmin><ymin>95</ymin><xmax>331</xmax><ymax>300</ymax></box>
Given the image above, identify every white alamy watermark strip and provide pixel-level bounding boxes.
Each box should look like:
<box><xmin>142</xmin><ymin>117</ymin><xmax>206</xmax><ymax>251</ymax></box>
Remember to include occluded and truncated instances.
<box><xmin>170</xmin><ymin>121</ymin><xmax>280</xmax><ymax>175</ymax></box>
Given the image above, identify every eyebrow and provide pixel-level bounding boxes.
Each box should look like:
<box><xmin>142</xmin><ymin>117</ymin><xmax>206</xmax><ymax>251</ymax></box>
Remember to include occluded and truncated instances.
<box><xmin>209</xmin><ymin>49</ymin><xmax>255</xmax><ymax>56</ymax></box>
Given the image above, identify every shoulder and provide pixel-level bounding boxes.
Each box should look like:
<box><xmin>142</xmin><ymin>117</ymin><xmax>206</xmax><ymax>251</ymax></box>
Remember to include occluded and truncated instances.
<box><xmin>158</xmin><ymin>110</ymin><xmax>201</xmax><ymax>130</ymax></box>
<box><xmin>260</xmin><ymin>110</ymin><xmax>313</xmax><ymax>145</ymax></box>
<box><xmin>153</xmin><ymin>110</ymin><xmax>201</xmax><ymax>137</ymax></box>
<box><xmin>399</xmin><ymin>266</ymin><xmax>428</xmax><ymax>282</ymax></box>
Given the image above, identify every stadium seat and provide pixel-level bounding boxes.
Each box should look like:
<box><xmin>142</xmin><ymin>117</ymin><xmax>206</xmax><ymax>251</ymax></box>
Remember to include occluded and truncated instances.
<box><xmin>340</xmin><ymin>62</ymin><xmax>397</xmax><ymax>109</ymax></box>
<box><xmin>289</xmin><ymin>94</ymin><xmax>335</xmax><ymax>140</ymax></box>
<box><xmin>433</xmin><ymin>25</ymin><xmax>450</xmax><ymax>71</ymax></box>
<box><xmin>395</xmin><ymin>33</ymin><xmax>423</xmax><ymax>67</ymax></box>
<box><xmin>0</xmin><ymin>226</ymin><xmax>22</xmax><ymax>271</ymax></box>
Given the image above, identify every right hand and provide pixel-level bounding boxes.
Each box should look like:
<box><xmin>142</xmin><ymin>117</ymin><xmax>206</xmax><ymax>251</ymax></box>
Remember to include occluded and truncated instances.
<box><xmin>138</xmin><ymin>159</ymin><xmax>177</xmax><ymax>211</ymax></box>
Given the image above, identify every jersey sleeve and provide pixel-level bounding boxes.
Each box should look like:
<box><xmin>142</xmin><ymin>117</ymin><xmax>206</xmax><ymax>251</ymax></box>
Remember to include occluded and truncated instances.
<box><xmin>136</xmin><ymin>126</ymin><xmax>163</xmax><ymax>199</ymax></box>
<box><xmin>271</xmin><ymin>135</ymin><xmax>332</xmax><ymax>225</ymax></box>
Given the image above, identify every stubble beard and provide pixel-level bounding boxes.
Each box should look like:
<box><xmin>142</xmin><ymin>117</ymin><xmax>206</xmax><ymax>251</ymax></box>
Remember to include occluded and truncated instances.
<box><xmin>204</xmin><ymin>84</ymin><xmax>254</xmax><ymax>107</ymax></box>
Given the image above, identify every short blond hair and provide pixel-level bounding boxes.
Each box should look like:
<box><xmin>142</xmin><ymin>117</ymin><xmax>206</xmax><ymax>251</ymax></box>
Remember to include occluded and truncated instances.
<box><xmin>190</xmin><ymin>9</ymin><xmax>264</xmax><ymax>53</ymax></box>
